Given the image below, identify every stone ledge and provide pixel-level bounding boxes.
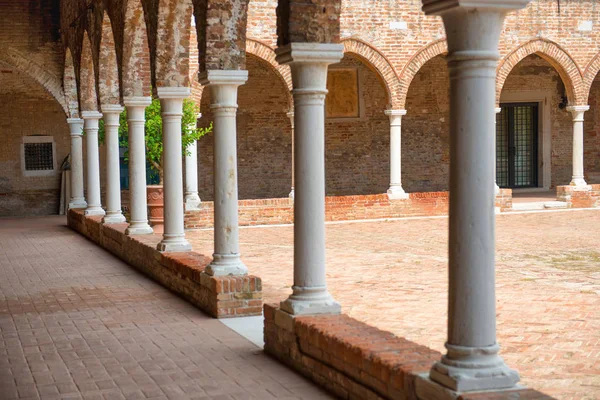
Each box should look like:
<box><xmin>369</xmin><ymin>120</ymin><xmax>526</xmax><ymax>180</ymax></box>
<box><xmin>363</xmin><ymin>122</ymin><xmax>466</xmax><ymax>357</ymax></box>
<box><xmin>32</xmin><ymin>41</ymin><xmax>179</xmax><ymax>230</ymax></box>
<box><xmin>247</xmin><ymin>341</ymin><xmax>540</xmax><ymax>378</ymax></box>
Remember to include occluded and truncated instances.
<box><xmin>68</xmin><ymin>208</ymin><xmax>262</xmax><ymax>318</ymax></box>
<box><xmin>264</xmin><ymin>304</ymin><xmax>552</xmax><ymax>400</ymax></box>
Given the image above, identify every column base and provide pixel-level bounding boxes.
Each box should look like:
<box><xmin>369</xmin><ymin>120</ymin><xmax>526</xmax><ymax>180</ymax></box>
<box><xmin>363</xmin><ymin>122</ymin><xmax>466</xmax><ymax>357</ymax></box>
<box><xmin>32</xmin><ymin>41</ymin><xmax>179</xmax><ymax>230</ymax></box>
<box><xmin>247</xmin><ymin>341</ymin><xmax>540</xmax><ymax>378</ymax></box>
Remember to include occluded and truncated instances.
<box><xmin>184</xmin><ymin>193</ymin><xmax>202</xmax><ymax>211</ymax></box>
<box><xmin>206</xmin><ymin>253</ymin><xmax>249</xmax><ymax>276</ymax></box>
<box><xmin>157</xmin><ymin>237</ymin><xmax>192</xmax><ymax>252</ymax></box>
<box><xmin>570</xmin><ymin>177</ymin><xmax>588</xmax><ymax>187</ymax></box>
<box><xmin>387</xmin><ymin>186</ymin><xmax>409</xmax><ymax>200</ymax></box>
<box><xmin>102</xmin><ymin>213</ymin><xmax>126</xmax><ymax>224</ymax></box>
<box><xmin>429</xmin><ymin>343</ymin><xmax>520</xmax><ymax>392</ymax></box>
<box><xmin>125</xmin><ymin>223</ymin><xmax>154</xmax><ymax>235</ymax></box>
<box><xmin>289</xmin><ymin>188</ymin><xmax>295</xmax><ymax>199</ymax></box>
<box><xmin>69</xmin><ymin>199</ymin><xmax>87</xmax><ymax>209</ymax></box>
<box><xmin>280</xmin><ymin>286</ymin><xmax>341</xmax><ymax>315</ymax></box>
<box><xmin>84</xmin><ymin>207</ymin><xmax>105</xmax><ymax>216</ymax></box>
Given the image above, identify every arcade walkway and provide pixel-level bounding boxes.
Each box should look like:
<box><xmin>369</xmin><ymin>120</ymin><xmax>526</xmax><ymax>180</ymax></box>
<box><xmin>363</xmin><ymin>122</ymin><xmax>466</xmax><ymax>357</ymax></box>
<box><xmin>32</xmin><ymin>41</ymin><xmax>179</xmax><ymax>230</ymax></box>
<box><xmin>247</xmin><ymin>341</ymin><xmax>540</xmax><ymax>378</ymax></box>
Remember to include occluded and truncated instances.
<box><xmin>0</xmin><ymin>217</ymin><xmax>332</xmax><ymax>400</ymax></box>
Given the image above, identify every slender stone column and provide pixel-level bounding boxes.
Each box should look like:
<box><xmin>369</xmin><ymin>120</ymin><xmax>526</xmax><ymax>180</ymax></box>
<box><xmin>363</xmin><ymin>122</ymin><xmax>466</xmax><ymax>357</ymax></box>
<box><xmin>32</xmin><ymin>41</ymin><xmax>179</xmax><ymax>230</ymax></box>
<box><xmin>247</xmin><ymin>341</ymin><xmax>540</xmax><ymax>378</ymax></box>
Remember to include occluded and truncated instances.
<box><xmin>124</xmin><ymin>97</ymin><xmax>153</xmax><ymax>235</ymax></box>
<box><xmin>276</xmin><ymin>43</ymin><xmax>343</xmax><ymax>315</ymax></box>
<box><xmin>200</xmin><ymin>70</ymin><xmax>248</xmax><ymax>276</ymax></box>
<box><xmin>156</xmin><ymin>87</ymin><xmax>191</xmax><ymax>252</ymax></box>
<box><xmin>81</xmin><ymin>111</ymin><xmax>105</xmax><ymax>216</ymax></box>
<box><xmin>67</xmin><ymin>118</ymin><xmax>86</xmax><ymax>209</ymax></box>
<box><xmin>385</xmin><ymin>109</ymin><xmax>408</xmax><ymax>199</ymax></box>
<box><xmin>287</xmin><ymin>110</ymin><xmax>295</xmax><ymax>199</ymax></box>
<box><xmin>101</xmin><ymin>105</ymin><xmax>126</xmax><ymax>224</ymax></box>
<box><xmin>185</xmin><ymin>113</ymin><xmax>202</xmax><ymax>211</ymax></box>
<box><xmin>495</xmin><ymin>107</ymin><xmax>501</xmax><ymax>194</ymax></box>
<box><xmin>566</xmin><ymin>105</ymin><xmax>589</xmax><ymax>186</ymax></box>
<box><xmin>421</xmin><ymin>0</ymin><xmax>528</xmax><ymax>392</ymax></box>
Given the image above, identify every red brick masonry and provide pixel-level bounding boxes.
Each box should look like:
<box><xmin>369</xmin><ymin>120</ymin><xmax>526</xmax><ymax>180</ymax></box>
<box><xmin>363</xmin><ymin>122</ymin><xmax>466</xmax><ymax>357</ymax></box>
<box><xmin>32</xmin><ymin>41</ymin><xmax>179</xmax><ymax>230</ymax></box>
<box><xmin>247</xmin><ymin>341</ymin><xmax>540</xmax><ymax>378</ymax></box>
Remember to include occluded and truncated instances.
<box><xmin>264</xmin><ymin>304</ymin><xmax>552</xmax><ymax>400</ymax></box>
<box><xmin>557</xmin><ymin>184</ymin><xmax>600</xmax><ymax>208</ymax></box>
<box><xmin>67</xmin><ymin>208</ymin><xmax>262</xmax><ymax>318</ymax></box>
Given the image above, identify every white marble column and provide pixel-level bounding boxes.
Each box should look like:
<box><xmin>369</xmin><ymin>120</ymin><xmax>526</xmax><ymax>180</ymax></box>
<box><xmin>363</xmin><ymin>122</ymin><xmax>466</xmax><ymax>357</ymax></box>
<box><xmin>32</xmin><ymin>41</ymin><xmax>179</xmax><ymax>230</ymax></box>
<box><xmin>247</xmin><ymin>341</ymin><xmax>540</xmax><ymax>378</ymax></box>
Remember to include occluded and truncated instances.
<box><xmin>124</xmin><ymin>97</ymin><xmax>153</xmax><ymax>235</ymax></box>
<box><xmin>185</xmin><ymin>113</ymin><xmax>202</xmax><ymax>211</ymax></box>
<box><xmin>67</xmin><ymin>118</ymin><xmax>86</xmax><ymax>209</ymax></box>
<box><xmin>385</xmin><ymin>109</ymin><xmax>408</xmax><ymax>199</ymax></box>
<box><xmin>495</xmin><ymin>107</ymin><xmax>502</xmax><ymax>194</ymax></box>
<box><xmin>276</xmin><ymin>43</ymin><xmax>343</xmax><ymax>315</ymax></box>
<box><xmin>82</xmin><ymin>111</ymin><xmax>105</xmax><ymax>216</ymax></box>
<box><xmin>200</xmin><ymin>70</ymin><xmax>248</xmax><ymax>276</ymax></box>
<box><xmin>101</xmin><ymin>105</ymin><xmax>126</xmax><ymax>224</ymax></box>
<box><xmin>422</xmin><ymin>0</ymin><xmax>528</xmax><ymax>392</ymax></box>
<box><xmin>566</xmin><ymin>105</ymin><xmax>589</xmax><ymax>186</ymax></box>
<box><xmin>156</xmin><ymin>87</ymin><xmax>191</xmax><ymax>252</ymax></box>
<box><xmin>287</xmin><ymin>110</ymin><xmax>295</xmax><ymax>199</ymax></box>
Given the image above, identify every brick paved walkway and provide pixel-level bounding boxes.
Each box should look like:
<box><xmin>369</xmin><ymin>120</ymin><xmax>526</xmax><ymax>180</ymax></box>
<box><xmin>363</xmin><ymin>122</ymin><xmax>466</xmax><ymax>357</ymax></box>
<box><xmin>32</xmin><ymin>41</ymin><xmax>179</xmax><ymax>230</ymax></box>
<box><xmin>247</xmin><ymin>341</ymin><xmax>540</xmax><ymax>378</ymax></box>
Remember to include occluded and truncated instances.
<box><xmin>187</xmin><ymin>209</ymin><xmax>600</xmax><ymax>400</ymax></box>
<box><xmin>0</xmin><ymin>217</ymin><xmax>333</xmax><ymax>400</ymax></box>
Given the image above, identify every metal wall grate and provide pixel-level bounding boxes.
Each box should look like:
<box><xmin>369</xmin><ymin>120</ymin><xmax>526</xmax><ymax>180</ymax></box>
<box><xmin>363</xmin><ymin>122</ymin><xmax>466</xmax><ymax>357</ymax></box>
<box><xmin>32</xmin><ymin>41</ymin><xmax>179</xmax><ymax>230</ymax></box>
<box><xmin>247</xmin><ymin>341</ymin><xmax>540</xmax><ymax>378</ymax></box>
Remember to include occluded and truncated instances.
<box><xmin>24</xmin><ymin>142</ymin><xmax>54</xmax><ymax>171</ymax></box>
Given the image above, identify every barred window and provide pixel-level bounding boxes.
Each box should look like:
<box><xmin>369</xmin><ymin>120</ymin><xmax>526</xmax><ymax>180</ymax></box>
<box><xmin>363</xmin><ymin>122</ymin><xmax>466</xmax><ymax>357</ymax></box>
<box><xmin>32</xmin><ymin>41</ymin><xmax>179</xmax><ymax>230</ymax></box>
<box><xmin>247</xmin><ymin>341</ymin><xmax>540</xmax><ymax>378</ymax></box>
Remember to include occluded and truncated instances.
<box><xmin>24</xmin><ymin>142</ymin><xmax>54</xmax><ymax>171</ymax></box>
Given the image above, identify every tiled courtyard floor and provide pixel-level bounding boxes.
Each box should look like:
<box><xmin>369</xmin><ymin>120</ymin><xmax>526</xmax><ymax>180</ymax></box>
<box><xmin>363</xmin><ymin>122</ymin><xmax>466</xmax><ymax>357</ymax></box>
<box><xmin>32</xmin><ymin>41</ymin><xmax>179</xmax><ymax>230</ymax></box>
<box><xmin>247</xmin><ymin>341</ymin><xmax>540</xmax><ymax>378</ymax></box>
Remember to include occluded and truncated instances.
<box><xmin>188</xmin><ymin>209</ymin><xmax>600</xmax><ymax>400</ymax></box>
<box><xmin>0</xmin><ymin>217</ymin><xmax>333</xmax><ymax>400</ymax></box>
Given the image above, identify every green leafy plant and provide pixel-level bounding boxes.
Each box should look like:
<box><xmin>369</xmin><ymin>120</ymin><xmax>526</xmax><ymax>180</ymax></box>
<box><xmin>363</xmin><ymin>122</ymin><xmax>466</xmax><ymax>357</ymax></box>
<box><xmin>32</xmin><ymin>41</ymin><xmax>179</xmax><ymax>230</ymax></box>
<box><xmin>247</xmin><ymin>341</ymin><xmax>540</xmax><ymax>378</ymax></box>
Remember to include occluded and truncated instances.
<box><xmin>99</xmin><ymin>98</ymin><xmax>212</xmax><ymax>184</ymax></box>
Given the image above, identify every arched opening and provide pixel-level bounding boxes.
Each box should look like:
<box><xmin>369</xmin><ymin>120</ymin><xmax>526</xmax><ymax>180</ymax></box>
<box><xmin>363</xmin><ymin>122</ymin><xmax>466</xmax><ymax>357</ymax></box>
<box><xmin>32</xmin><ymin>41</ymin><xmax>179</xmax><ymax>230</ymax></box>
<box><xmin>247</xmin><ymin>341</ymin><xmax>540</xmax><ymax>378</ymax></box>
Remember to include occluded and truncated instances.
<box><xmin>324</xmin><ymin>53</ymin><xmax>389</xmax><ymax>196</ymax></box>
<box><xmin>0</xmin><ymin>62</ymin><xmax>70</xmax><ymax>216</ymax></box>
<box><xmin>198</xmin><ymin>54</ymin><xmax>292</xmax><ymax>200</ymax></box>
<box><xmin>499</xmin><ymin>54</ymin><xmax>573</xmax><ymax>189</ymax></box>
<box><xmin>403</xmin><ymin>55</ymin><xmax>450</xmax><ymax>193</ymax></box>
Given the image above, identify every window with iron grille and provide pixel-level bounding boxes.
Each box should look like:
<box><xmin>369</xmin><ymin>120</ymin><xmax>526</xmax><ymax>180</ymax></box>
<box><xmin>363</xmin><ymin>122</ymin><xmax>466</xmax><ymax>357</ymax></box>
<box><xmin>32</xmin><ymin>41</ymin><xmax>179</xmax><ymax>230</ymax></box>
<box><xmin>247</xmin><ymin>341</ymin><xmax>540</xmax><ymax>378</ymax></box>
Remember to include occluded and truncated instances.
<box><xmin>21</xmin><ymin>136</ymin><xmax>56</xmax><ymax>177</ymax></box>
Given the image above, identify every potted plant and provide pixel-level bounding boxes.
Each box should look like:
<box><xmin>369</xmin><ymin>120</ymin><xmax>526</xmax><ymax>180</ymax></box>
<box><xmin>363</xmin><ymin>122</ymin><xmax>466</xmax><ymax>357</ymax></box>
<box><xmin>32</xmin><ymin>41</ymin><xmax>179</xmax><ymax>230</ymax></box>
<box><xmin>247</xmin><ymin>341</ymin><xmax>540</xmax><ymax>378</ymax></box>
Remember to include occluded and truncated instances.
<box><xmin>100</xmin><ymin>98</ymin><xmax>212</xmax><ymax>231</ymax></box>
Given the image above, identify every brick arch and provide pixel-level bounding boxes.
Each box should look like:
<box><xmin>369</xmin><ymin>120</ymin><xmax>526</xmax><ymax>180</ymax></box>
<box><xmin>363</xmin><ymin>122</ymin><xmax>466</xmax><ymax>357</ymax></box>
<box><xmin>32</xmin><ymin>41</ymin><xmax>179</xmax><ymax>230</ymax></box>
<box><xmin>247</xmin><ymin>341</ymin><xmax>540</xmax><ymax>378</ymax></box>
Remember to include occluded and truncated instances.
<box><xmin>79</xmin><ymin>32</ymin><xmax>98</xmax><ymax>111</ymax></box>
<box><xmin>63</xmin><ymin>48</ymin><xmax>79</xmax><ymax>117</ymax></box>
<box><xmin>246</xmin><ymin>38</ymin><xmax>293</xmax><ymax>107</ymax></box>
<box><xmin>582</xmin><ymin>52</ymin><xmax>600</xmax><ymax>103</ymax></box>
<box><xmin>0</xmin><ymin>48</ymin><xmax>68</xmax><ymax>116</ymax></box>
<box><xmin>123</xmin><ymin>0</ymin><xmax>152</xmax><ymax>97</ymax></box>
<box><xmin>496</xmin><ymin>39</ymin><xmax>584</xmax><ymax>106</ymax></box>
<box><xmin>155</xmin><ymin>0</ymin><xmax>193</xmax><ymax>88</ymax></box>
<box><xmin>397</xmin><ymin>39</ymin><xmax>448</xmax><ymax>110</ymax></box>
<box><xmin>341</xmin><ymin>38</ymin><xmax>401</xmax><ymax>110</ymax></box>
<box><xmin>99</xmin><ymin>12</ymin><xmax>120</xmax><ymax>105</ymax></box>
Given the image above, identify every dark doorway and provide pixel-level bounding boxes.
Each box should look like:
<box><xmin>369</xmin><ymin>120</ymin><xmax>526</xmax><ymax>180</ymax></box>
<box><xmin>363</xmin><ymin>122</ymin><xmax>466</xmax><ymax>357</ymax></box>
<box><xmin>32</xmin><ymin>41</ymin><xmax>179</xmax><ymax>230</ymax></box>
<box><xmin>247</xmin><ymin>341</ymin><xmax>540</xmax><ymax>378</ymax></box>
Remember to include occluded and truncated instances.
<box><xmin>496</xmin><ymin>103</ymin><xmax>539</xmax><ymax>188</ymax></box>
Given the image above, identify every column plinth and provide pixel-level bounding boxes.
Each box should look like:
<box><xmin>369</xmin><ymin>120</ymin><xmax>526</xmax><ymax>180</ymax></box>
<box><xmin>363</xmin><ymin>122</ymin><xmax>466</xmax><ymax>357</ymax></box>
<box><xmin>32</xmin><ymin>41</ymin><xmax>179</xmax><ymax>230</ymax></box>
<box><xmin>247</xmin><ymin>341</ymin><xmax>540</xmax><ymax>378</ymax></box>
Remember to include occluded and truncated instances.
<box><xmin>276</xmin><ymin>43</ymin><xmax>343</xmax><ymax>315</ymax></box>
<box><xmin>200</xmin><ymin>70</ymin><xmax>248</xmax><ymax>276</ymax></box>
<box><xmin>156</xmin><ymin>87</ymin><xmax>191</xmax><ymax>252</ymax></box>
<box><xmin>566</xmin><ymin>105</ymin><xmax>589</xmax><ymax>187</ymax></box>
<box><xmin>421</xmin><ymin>0</ymin><xmax>528</xmax><ymax>392</ymax></box>
<box><xmin>67</xmin><ymin>118</ymin><xmax>86</xmax><ymax>209</ymax></box>
<box><xmin>124</xmin><ymin>97</ymin><xmax>153</xmax><ymax>235</ymax></box>
<box><xmin>82</xmin><ymin>111</ymin><xmax>105</xmax><ymax>217</ymax></box>
<box><xmin>385</xmin><ymin>109</ymin><xmax>408</xmax><ymax>199</ymax></box>
<box><xmin>101</xmin><ymin>104</ymin><xmax>126</xmax><ymax>224</ymax></box>
<box><xmin>185</xmin><ymin>113</ymin><xmax>202</xmax><ymax>211</ymax></box>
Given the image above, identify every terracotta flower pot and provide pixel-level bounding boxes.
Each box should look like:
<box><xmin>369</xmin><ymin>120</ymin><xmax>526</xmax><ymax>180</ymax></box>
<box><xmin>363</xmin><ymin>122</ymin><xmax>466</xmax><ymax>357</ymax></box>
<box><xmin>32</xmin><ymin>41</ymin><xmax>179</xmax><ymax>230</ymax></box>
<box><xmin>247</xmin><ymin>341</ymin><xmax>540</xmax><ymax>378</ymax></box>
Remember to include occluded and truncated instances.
<box><xmin>147</xmin><ymin>185</ymin><xmax>164</xmax><ymax>234</ymax></box>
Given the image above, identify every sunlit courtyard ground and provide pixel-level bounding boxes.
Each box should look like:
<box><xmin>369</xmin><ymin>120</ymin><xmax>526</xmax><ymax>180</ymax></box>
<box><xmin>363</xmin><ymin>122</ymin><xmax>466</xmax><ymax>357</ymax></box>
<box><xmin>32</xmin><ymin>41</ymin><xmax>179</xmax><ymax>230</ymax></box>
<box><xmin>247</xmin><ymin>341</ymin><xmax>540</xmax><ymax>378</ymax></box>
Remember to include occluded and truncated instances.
<box><xmin>188</xmin><ymin>209</ymin><xmax>600</xmax><ymax>400</ymax></box>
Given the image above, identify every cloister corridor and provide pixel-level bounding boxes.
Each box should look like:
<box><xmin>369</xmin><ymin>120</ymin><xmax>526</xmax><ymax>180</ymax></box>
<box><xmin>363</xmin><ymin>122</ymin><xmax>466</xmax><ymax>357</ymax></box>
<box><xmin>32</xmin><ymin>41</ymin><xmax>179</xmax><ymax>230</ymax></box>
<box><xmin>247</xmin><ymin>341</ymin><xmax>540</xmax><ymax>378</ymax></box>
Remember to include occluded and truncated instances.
<box><xmin>1</xmin><ymin>210</ymin><xmax>599</xmax><ymax>399</ymax></box>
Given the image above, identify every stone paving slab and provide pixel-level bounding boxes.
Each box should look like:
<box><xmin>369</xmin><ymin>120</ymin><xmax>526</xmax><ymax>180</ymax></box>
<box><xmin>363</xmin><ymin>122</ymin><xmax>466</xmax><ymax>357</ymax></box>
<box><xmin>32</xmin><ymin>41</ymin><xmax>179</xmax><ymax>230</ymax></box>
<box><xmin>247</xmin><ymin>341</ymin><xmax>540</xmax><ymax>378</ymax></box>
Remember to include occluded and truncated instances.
<box><xmin>187</xmin><ymin>209</ymin><xmax>600</xmax><ymax>400</ymax></box>
<box><xmin>0</xmin><ymin>217</ymin><xmax>334</xmax><ymax>400</ymax></box>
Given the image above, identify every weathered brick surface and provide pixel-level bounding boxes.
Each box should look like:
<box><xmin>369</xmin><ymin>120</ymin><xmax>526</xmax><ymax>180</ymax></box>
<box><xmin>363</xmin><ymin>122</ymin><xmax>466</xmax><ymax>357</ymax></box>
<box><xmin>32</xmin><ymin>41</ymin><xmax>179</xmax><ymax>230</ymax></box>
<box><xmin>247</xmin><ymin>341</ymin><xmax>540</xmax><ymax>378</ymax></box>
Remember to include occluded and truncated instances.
<box><xmin>67</xmin><ymin>208</ymin><xmax>262</xmax><ymax>318</ymax></box>
<box><xmin>556</xmin><ymin>184</ymin><xmax>600</xmax><ymax>208</ymax></box>
<box><xmin>276</xmin><ymin>0</ymin><xmax>341</xmax><ymax>46</ymax></box>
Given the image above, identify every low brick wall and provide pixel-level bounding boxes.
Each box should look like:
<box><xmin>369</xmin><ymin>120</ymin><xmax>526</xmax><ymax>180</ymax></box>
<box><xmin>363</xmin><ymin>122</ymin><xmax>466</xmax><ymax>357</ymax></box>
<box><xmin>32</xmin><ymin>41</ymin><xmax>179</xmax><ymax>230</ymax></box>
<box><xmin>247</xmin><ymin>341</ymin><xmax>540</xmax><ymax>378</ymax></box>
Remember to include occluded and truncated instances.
<box><xmin>68</xmin><ymin>208</ymin><xmax>262</xmax><ymax>318</ymax></box>
<box><xmin>557</xmin><ymin>184</ymin><xmax>600</xmax><ymax>208</ymax></box>
<box><xmin>264</xmin><ymin>304</ymin><xmax>551</xmax><ymax>400</ymax></box>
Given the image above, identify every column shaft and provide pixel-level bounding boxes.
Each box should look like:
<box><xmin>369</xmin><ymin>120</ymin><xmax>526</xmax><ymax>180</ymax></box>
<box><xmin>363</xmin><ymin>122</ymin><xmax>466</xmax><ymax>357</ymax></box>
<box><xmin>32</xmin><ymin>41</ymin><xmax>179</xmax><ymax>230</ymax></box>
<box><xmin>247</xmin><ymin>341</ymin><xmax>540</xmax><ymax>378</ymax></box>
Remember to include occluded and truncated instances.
<box><xmin>124</xmin><ymin>97</ymin><xmax>153</xmax><ymax>235</ymax></box>
<box><xmin>567</xmin><ymin>106</ymin><xmax>589</xmax><ymax>186</ymax></box>
<box><xmin>67</xmin><ymin>118</ymin><xmax>86</xmax><ymax>209</ymax></box>
<box><xmin>185</xmin><ymin>114</ymin><xmax>201</xmax><ymax>210</ymax></box>
<box><xmin>276</xmin><ymin>43</ymin><xmax>343</xmax><ymax>315</ymax></box>
<box><xmin>101</xmin><ymin>105</ymin><xmax>126</xmax><ymax>224</ymax></box>
<box><xmin>82</xmin><ymin>111</ymin><xmax>105</xmax><ymax>216</ymax></box>
<box><xmin>385</xmin><ymin>109</ymin><xmax>408</xmax><ymax>199</ymax></box>
<box><xmin>200</xmin><ymin>70</ymin><xmax>248</xmax><ymax>276</ymax></box>
<box><xmin>157</xmin><ymin>87</ymin><xmax>191</xmax><ymax>252</ymax></box>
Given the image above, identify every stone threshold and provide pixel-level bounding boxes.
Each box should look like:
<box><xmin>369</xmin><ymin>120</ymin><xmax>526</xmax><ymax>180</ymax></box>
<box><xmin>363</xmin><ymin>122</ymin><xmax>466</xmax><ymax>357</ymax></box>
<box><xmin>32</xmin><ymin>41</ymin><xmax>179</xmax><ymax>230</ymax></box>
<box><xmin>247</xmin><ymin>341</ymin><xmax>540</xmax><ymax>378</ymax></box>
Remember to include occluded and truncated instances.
<box><xmin>67</xmin><ymin>208</ymin><xmax>262</xmax><ymax>318</ymax></box>
<box><xmin>264</xmin><ymin>304</ymin><xmax>553</xmax><ymax>400</ymax></box>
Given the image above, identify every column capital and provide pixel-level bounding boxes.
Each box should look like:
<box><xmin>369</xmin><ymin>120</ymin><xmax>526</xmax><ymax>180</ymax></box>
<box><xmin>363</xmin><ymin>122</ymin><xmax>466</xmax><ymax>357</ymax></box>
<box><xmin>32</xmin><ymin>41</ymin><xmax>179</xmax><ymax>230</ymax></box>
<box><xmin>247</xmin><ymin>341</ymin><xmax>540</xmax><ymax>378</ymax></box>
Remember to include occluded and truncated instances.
<box><xmin>422</xmin><ymin>0</ymin><xmax>530</xmax><ymax>15</ymax></box>
<box><xmin>67</xmin><ymin>118</ymin><xmax>84</xmax><ymax>136</ymax></box>
<box><xmin>157</xmin><ymin>86</ymin><xmax>191</xmax><ymax>100</ymax></box>
<box><xmin>81</xmin><ymin>110</ymin><xmax>103</xmax><ymax>120</ymax></box>
<box><xmin>199</xmin><ymin>70</ymin><xmax>248</xmax><ymax>87</ymax></box>
<box><xmin>100</xmin><ymin>104</ymin><xmax>124</xmax><ymax>114</ymax></box>
<box><xmin>384</xmin><ymin>109</ymin><xmax>407</xmax><ymax>117</ymax></box>
<box><xmin>566</xmin><ymin>105</ymin><xmax>589</xmax><ymax>121</ymax></box>
<box><xmin>123</xmin><ymin>96</ymin><xmax>152</xmax><ymax>108</ymax></box>
<box><xmin>275</xmin><ymin>43</ymin><xmax>344</xmax><ymax>66</ymax></box>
